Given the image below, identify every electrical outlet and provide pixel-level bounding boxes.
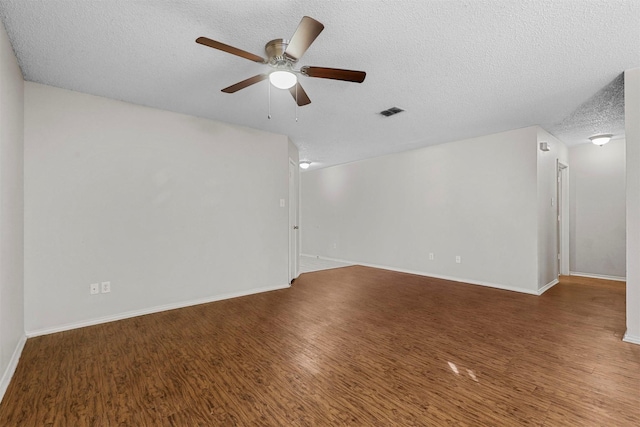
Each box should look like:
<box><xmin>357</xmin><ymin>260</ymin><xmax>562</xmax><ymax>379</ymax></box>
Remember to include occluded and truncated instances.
<box><xmin>90</xmin><ymin>283</ymin><xmax>99</xmax><ymax>295</ymax></box>
<box><xmin>101</xmin><ymin>281</ymin><xmax>111</xmax><ymax>293</ymax></box>
<box><xmin>429</xmin><ymin>253</ymin><xmax>434</xmax><ymax>261</ymax></box>
<box><xmin>456</xmin><ymin>256</ymin><xmax>461</xmax><ymax>264</ymax></box>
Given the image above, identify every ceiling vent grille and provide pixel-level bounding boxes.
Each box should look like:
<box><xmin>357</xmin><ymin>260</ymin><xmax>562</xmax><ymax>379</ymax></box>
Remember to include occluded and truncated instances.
<box><xmin>379</xmin><ymin>106</ymin><xmax>404</xmax><ymax>117</ymax></box>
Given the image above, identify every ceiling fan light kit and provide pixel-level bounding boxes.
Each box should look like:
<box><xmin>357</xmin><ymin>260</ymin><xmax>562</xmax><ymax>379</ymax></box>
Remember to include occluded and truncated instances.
<box><xmin>269</xmin><ymin>70</ymin><xmax>297</xmax><ymax>90</ymax></box>
<box><xmin>196</xmin><ymin>16</ymin><xmax>366</xmax><ymax>114</ymax></box>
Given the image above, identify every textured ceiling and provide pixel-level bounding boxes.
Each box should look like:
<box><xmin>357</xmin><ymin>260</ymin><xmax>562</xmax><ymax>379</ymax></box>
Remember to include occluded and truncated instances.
<box><xmin>1</xmin><ymin>0</ymin><xmax>638</xmax><ymax>169</ymax></box>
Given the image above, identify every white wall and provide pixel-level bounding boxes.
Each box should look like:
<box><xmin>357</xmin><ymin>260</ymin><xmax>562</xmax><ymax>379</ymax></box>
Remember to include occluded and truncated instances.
<box><xmin>569</xmin><ymin>139</ymin><xmax>626</xmax><ymax>279</ymax></box>
<box><xmin>302</xmin><ymin>126</ymin><xmax>540</xmax><ymax>293</ymax></box>
<box><xmin>625</xmin><ymin>68</ymin><xmax>640</xmax><ymax>344</ymax></box>
<box><xmin>0</xmin><ymin>18</ymin><xmax>25</xmax><ymax>400</ymax></box>
<box><xmin>24</xmin><ymin>83</ymin><xmax>291</xmax><ymax>334</ymax></box>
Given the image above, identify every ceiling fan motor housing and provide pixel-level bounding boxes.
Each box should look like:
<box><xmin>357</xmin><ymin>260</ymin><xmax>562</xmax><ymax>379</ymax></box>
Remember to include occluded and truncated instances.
<box><xmin>265</xmin><ymin>39</ymin><xmax>296</xmax><ymax>68</ymax></box>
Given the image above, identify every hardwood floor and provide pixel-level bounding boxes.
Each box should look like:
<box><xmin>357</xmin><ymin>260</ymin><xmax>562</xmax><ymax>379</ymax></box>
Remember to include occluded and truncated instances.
<box><xmin>1</xmin><ymin>267</ymin><xmax>639</xmax><ymax>426</ymax></box>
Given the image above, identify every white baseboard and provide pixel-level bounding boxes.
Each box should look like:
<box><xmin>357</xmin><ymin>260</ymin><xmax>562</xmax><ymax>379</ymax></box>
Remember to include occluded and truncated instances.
<box><xmin>26</xmin><ymin>284</ymin><xmax>290</xmax><ymax>338</ymax></box>
<box><xmin>300</xmin><ymin>253</ymin><xmax>354</xmax><ymax>265</ymax></box>
<box><xmin>570</xmin><ymin>271</ymin><xmax>626</xmax><ymax>282</ymax></box>
<box><xmin>623</xmin><ymin>332</ymin><xmax>640</xmax><ymax>345</ymax></box>
<box><xmin>301</xmin><ymin>254</ymin><xmax>357</xmax><ymax>262</ymax></box>
<box><xmin>538</xmin><ymin>279</ymin><xmax>559</xmax><ymax>295</ymax></box>
<box><xmin>302</xmin><ymin>254</ymin><xmax>538</xmax><ymax>295</ymax></box>
<box><xmin>0</xmin><ymin>334</ymin><xmax>27</xmax><ymax>404</ymax></box>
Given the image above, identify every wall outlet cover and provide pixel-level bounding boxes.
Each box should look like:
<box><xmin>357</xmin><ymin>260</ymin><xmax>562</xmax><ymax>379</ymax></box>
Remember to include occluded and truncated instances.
<box><xmin>101</xmin><ymin>281</ymin><xmax>111</xmax><ymax>293</ymax></box>
<box><xmin>90</xmin><ymin>283</ymin><xmax>99</xmax><ymax>295</ymax></box>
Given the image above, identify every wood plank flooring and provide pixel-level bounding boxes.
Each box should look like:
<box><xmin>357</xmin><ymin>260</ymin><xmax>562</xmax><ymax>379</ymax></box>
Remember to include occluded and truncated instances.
<box><xmin>1</xmin><ymin>267</ymin><xmax>639</xmax><ymax>426</ymax></box>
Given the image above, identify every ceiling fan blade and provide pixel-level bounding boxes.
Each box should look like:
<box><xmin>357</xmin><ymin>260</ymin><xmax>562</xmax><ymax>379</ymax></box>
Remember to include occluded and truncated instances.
<box><xmin>221</xmin><ymin>74</ymin><xmax>269</xmax><ymax>93</ymax></box>
<box><xmin>301</xmin><ymin>66</ymin><xmax>366</xmax><ymax>83</ymax></box>
<box><xmin>196</xmin><ymin>37</ymin><xmax>265</xmax><ymax>63</ymax></box>
<box><xmin>289</xmin><ymin>82</ymin><xmax>311</xmax><ymax>106</ymax></box>
<box><xmin>284</xmin><ymin>16</ymin><xmax>324</xmax><ymax>61</ymax></box>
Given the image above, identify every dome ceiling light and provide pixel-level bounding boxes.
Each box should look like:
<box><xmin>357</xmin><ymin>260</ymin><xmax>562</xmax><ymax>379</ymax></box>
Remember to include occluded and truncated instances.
<box><xmin>589</xmin><ymin>134</ymin><xmax>613</xmax><ymax>146</ymax></box>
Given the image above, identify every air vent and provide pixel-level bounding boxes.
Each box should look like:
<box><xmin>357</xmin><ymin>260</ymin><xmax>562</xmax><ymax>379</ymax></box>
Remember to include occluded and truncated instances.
<box><xmin>379</xmin><ymin>106</ymin><xmax>404</xmax><ymax>117</ymax></box>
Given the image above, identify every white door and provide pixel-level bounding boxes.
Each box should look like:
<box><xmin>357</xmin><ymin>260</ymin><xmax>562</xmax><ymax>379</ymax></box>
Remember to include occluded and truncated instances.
<box><xmin>557</xmin><ymin>162</ymin><xmax>570</xmax><ymax>275</ymax></box>
<box><xmin>288</xmin><ymin>160</ymin><xmax>298</xmax><ymax>283</ymax></box>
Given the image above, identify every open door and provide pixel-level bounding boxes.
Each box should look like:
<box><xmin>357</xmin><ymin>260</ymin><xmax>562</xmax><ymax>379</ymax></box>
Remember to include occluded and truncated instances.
<box><xmin>288</xmin><ymin>160</ymin><xmax>298</xmax><ymax>283</ymax></box>
<box><xmin>557</xmin><ymin>161</ymin><xmax>570</xmax><ymax>276</ymax></box>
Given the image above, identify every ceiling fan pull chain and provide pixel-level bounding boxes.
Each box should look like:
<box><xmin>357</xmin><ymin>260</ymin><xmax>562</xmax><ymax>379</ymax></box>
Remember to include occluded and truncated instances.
<box><xmin>295</xmin><ymin>84</ymin><xmax>298</xmax><ymax>122</ymax></box>
<box><xmin>268</xmin><ymin>81</ymin><xmax>271</xmax><ymax>119</ymax></box>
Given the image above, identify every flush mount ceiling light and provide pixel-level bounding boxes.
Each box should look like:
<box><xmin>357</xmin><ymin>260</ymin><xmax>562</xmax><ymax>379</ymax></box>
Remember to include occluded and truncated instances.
<box><xmin>299</xmin><ymin>161</ymin><xmax>311</xmax><ymax>169</ymax></box>
<box><xmin>269</xmin><ymin>70</ymin><xmax>297</xmax><ymax>89</ymax></box>
<box><xmin>589</xmin><ymin>134</ymin><xmax>613</xmax><ymax>146</ymax></box>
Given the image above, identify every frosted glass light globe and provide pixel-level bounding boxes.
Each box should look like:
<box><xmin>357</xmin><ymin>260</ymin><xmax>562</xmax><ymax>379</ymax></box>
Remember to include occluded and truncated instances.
<box><xmin>269</xmin><ymin>71</ymin><xmax>297</xmax><ymax>89</ymax></box>
<box><xmin>589</xmin><ymin>134</ymin><xmax>612</xmax><ymax>146</ymax></box>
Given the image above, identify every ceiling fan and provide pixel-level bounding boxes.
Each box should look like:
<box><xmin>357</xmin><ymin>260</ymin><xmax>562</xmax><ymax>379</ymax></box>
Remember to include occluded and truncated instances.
<box><xmin>196</xmin><ymin>16</ymin><xmax>366</xmax><ymax>106</ymax></box>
